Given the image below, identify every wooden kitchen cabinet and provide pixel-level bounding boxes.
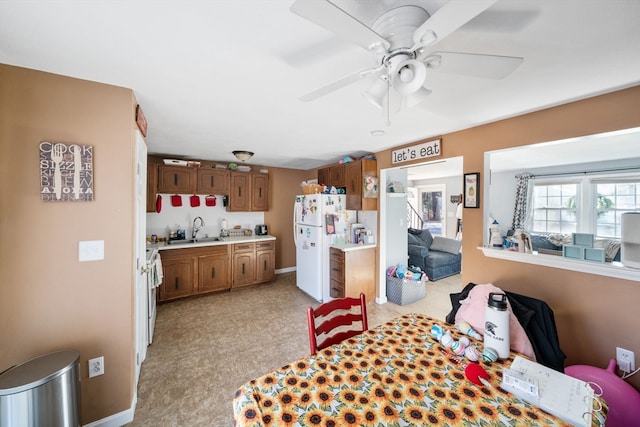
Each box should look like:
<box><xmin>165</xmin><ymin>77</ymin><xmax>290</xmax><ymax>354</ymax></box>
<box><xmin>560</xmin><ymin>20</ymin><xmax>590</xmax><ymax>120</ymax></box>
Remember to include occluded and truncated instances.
<box><xmin>255</xmin><ymin>240</ymin><xmax>275</xmax><ymax>283</ymax></box>
<box><xmin>232</xmin><ymin>242</ymin><xmax>256</xmax><ymax>288</ymax></box>
<box><xmin>159</xmin><ymin>254</ymin><xmax>195</xmax><ymax>302</ymax></box>
<box><xmin>232</xmin><ymin>240</ymin><xmax>275</xmax><ymax>288</ymax></box>
<box><xmin>251</xmin><ymin>173</ymin><xmax>269</xmax><ymax>211</ymax></box>
<box><xmin>157</xmin><ymin>165</ymin><xmax>197</xmax><ymax>194</ymax></box>
<box><xmin>317</xmin><ymin>164</ymin><xmax>344</xmax><ymax>187</ymax></box>
<box><xmin>146</xmin><ymin>163</ymin><xmax>158</xmax><ymax>212</ymax></box>
<box><xmin>345</xmin><ymin>159</ymin><xmax>377</xmax><ymax>211</ymax></box>
<box><xmin>198</xmin><ymin>246</ymin><xmax>231</xmax><ymax>293</ymax></box>
<box><xmin>329</xmin><ymin>247</ymin><xmax>375</xmax><ymax>302</ymax></box>
<box><xmin>197</xmin><ymin>168</ymin><xmax>229</xmax><ymax>195</ymax></box>
<box><xmin>158</xmin><ymin>245</ymin><xmax>231</xmax><ymax>302</ymax></box>
<box><xmin>228</xmin><ymin>172</ymin><xmax>269</xmax><ymax>212</ymax></box>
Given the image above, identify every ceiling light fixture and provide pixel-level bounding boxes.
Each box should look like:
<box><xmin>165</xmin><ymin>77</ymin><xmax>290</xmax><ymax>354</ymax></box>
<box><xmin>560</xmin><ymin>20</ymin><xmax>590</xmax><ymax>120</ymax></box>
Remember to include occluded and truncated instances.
<box><xmin>232</xmin><ymin>150</ymin><xmax>254</xmax><ymax>161</ymax></box>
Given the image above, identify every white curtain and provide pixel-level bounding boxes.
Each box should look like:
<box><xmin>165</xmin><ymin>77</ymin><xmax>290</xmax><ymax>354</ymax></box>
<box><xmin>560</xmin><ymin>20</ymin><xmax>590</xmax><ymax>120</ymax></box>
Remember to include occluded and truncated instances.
<box><xmin>511</xmin><ymin>173</ymin><xmax>534</xmax><ymax>231</ymax></box>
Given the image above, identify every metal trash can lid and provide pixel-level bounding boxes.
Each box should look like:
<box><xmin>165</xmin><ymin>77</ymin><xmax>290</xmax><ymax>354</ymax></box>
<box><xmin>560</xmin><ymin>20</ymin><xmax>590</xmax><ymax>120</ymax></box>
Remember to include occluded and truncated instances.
<box><xmin>0</xmin><ymin>350</ymin><xmax>80</xmax><ymax>396</ymax></box>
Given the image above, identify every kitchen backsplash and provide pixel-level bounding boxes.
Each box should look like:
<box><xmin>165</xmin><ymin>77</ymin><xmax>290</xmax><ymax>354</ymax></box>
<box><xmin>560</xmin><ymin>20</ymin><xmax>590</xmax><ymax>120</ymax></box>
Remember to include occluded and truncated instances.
<box><xmin>146</xmin><ymin>193</ymin><xmax>265</xmax><ymax>239</ymax></box>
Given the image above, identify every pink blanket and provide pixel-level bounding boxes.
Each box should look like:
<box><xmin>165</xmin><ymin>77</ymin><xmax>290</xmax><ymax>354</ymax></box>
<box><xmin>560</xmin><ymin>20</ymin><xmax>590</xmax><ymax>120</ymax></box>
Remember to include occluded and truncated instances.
<box><xmin>455</xmin><ymin>283</ymin><xmax>535</xmax><ymax>360</ymax></box>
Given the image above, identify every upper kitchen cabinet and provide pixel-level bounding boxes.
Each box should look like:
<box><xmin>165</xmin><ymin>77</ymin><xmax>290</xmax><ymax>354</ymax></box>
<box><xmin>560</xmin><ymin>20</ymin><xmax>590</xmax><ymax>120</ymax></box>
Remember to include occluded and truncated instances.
<box><xmin>228</xmin><ymin>172</ymin><xmax>269</xmax><ymax>212</ymax></box>
<box><xmin>146</xmin><ymin>163</ymin><xmax>158</xmax><ymax>212</ymax></box>
<box><xmin>317</xmin><ymin>164</ymin><xmax>344</xmax><ymax>187</ymax></box>
<box><xmin>251</xmin><ymin>173</ymin><xmax>269</xmax><ymax>211</ymax></box>
<box><xmin>197</xmin><ymin>168</ymin><xmax>229</xmax><ymax>195</ymax></box>
<box><xmin>345</xmin><ymin>159</ymin><xmax>377</xmax><ymax>211</ymax></box>
<box><xmin>157</xmin><ymin>165</ymin><xmax>196</xmax><ymax>194</ymax></box>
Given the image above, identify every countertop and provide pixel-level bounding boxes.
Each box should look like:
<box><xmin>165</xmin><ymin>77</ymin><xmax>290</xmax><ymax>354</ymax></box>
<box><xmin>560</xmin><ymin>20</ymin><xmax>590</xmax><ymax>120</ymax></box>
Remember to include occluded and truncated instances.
<box><xmin>330</xmin><ymin>242</ymin><xmax>377</xmax><ymax>252</ymax></box>
<box><xmin>148</xmin><ymin>235</ymin><xmax>276</xmax><ymax>251</ymax></box>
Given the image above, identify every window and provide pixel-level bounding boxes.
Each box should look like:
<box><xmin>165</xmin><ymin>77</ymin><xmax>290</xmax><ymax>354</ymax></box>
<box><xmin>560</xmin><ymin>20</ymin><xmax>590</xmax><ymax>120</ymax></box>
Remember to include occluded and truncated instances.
<box><xmin>594</xmin><ymin>181</ymin><xmax>640</xmax><ymax>238</ymax></box>
<box><xmin>532</xmin><ymin>183</ymin><xmax>578</xmax><ymax>233</ymax></box>
<box><xmin>532</xmin><ymin>178</ymin><xmax>640</xmax><ymax>238</ymax></box>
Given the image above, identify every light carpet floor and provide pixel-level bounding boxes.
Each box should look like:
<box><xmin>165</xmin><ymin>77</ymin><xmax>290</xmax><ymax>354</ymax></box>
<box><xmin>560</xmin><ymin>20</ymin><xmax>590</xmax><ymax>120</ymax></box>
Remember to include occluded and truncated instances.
<box><xmin>127</xmin><ymin>272</ymin><xmax>462</xmax><ymax>426</ymax></box>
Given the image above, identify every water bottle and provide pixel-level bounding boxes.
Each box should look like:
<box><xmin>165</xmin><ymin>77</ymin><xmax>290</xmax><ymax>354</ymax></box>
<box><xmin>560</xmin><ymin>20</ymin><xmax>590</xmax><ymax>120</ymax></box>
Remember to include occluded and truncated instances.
<box><xmin>484</xmin><ymin>292</ymin><xmax>510</xmax><ymax>359</ymax></box>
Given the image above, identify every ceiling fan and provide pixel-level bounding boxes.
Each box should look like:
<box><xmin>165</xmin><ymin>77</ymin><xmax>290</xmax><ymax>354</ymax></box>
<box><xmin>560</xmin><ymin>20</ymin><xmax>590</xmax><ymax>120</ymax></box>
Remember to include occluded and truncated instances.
<box><xmin>290</xmin><ymin>0</ymin><xmax>523</xmax><ymax>111</ymax></box>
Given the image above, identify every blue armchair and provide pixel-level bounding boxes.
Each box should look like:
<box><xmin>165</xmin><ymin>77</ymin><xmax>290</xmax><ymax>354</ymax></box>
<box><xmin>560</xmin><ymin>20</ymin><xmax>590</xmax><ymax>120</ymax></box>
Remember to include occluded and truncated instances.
<box><xmin>408</xmin><ymin>228</ymin><xmax>462</xmax><ymax>281</ymax></box>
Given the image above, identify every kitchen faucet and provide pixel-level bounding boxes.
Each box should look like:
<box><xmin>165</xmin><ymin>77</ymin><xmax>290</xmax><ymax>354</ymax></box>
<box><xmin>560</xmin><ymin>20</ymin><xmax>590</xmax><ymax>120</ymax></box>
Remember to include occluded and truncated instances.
<box><xmin>192</xmin><ymin>216</ymin><xmax>205</xmax><ymax>240</ymax></box>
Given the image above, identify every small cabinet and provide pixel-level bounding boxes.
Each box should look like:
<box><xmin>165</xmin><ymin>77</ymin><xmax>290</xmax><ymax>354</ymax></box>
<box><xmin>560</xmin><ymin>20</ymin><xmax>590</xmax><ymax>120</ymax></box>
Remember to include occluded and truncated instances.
<box><xmin>329</xmin><ymin>247</ymin><xmax>375</xmax><ymax>302</ymax></box>
<box><xmin>255</xmin><ymin>240</ymin><xmax>275</xmax><ymax>283</ymax></box>
<box><xmin>198</xmin><ymin>246</ymin><xmax>230</xmax><ymax>293</ymax></box>
<box><xmin>157</xmin><ymin>165</ymin><xmax>196</xmax><ymax>194</ymax></box>
<box><xmin>228</xmin><ymin>172</ymin><xmax>269</xmax><ymax>212</ymax></box>
<box><xmin>232</xmin><ymin>242</ymin><xmax>256</xmax><ymax>288</ymax></box>
<box><xmin>232</xmin><ymin>240</ymin><xmax>275</xmax><ymax>288</ymax></box>
<box><xmin>197</xmin><ymin>169</ymin><xmax>229</xmax><ymax>195</ymax></box>
<box><xmin>159</xmin><ymin>254</ymin><xmax>195</xmax><ymax>302</ymax></box>
<box><xmin>318</xmin><ymin>164</ymin><xmax>345</xmax><ymax>187</ymax></box>
<box><xmin>345</xmin><ymin>159</ymin><xmax>377</xmax><ymax>211</ymax></box>
<box><xmin>146</xmin><ymin>163</ymin><xmax>158</xmax><ymax>213</ymax></box>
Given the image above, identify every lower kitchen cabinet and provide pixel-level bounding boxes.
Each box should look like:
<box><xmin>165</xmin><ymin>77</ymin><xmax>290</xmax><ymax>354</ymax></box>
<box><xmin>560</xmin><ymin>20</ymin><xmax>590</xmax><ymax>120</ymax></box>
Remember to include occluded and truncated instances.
<box><xmin>232</xmin><ymin>240</ymin><xmax>275</xmax><ymax>288</ymax></box>
<box><xmin>158</xmin><ymin>245</ymin><xmax>231</xmax><ymax>302</ymax></box>
<box><xmin>329</xmin><ymin>246</ymin><xmax>375</xmax><ymax>302</ymax></box>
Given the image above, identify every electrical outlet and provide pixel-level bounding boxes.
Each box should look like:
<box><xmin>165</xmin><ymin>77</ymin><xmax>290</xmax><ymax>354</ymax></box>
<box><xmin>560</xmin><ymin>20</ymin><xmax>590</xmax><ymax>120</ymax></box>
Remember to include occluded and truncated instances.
<box><xmin>616</xmin><ymin>347</ymin><xmax>635</xmax><ymax>373</ymax></box>
<box><xmin>88</xmin><ymin>356</ymin><xmax>104</xmax><ymax>378</ymax></box>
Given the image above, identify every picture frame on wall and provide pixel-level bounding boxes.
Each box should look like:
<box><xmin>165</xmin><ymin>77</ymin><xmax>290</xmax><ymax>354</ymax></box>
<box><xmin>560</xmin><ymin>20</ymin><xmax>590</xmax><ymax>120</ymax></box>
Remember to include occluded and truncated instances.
<box><xmin>464</xmin><ymin>172</ymin><xmax>480</xmax><ymax>208</ymax></box>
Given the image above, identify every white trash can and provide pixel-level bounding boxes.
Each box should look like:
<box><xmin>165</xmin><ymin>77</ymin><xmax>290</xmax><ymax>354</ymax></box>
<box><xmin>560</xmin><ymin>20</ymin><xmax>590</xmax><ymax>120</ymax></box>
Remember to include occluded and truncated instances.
<box><xmin>0</xmin><ymin>350</ymin><xmax>80</xmax><ymax>427</ymax></box>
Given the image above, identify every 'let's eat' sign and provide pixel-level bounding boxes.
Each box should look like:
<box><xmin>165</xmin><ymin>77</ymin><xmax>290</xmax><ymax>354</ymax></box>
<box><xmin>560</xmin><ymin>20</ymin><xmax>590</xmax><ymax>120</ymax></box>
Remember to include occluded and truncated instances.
<box><xmin>391</xmin><ymin>139</ymin><xmax>441</xmax><ymax>164</ymax></box>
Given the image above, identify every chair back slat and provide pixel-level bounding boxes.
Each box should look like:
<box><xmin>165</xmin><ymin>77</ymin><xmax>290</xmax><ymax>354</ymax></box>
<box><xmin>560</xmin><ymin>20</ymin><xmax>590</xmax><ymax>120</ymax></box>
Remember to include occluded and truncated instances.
<box><xmin>306</xmin><ymin>293</ymin><xmax>368</xmax><ymax>354</ymax></box>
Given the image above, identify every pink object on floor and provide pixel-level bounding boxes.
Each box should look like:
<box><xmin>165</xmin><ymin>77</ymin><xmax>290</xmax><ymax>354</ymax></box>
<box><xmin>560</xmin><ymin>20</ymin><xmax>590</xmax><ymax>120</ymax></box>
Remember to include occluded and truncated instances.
<box><xmin>565</xmin><ymin>359</ymin><xmax>640</xmax><ymax>427</ymax></box>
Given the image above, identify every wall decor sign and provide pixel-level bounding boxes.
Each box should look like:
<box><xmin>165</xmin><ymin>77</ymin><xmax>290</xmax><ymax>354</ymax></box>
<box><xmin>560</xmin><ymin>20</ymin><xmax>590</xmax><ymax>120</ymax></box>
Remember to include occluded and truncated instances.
<box><xmin>40</xmin><ymin>141</ymin><xmax>94</xmax><ymax>202</ymax></box>
<box><xmin>464</xmin><ymin>172</ymin><xmax>480</xmax><ymax>208</ymax></box>
<box><xmin>391</xmin><ymin>139</ymin><xmax>441</xmax><ymax>164</ymax></box>
<box><xmin>136</xmin><ymin>104</ymin><xmax>147</xmax><ymax>137</ymax></box>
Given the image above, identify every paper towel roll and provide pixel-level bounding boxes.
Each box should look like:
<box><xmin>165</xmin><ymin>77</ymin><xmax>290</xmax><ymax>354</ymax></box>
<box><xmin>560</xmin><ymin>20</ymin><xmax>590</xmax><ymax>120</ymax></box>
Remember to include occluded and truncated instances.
<box><xmin>221</xmin><ymin>219</ymin><xmax>227</xmax><ymax>230</ymax></box>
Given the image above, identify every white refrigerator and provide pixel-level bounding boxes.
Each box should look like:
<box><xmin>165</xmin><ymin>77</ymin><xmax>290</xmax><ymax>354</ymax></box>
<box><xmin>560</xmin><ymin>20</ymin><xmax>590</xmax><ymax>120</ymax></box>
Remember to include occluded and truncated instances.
<box><xmin>294</xmin><ymin>194</ymin><xmax>354</xmax><ymax>302</ymax></box>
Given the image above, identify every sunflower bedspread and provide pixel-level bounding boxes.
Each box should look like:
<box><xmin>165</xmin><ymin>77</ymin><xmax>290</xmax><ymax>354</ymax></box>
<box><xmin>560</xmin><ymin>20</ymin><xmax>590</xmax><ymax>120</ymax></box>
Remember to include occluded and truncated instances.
<box><xmin>233</xmin><ymin>313</ymin><xmax>606</xmax><ymax>426</ymax></box>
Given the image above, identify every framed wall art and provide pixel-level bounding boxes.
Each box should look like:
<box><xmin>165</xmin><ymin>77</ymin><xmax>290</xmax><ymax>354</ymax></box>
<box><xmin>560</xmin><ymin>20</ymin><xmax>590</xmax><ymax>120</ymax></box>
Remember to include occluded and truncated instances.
<box><xmin>464</xmin><ymin>172</ymin><xmax>480</xmax><ymax>208</ymax></box>
<box><xmin>40</xmin><ymin>141</ymin><xmax>94</xmax><ymax>202</ymax></box>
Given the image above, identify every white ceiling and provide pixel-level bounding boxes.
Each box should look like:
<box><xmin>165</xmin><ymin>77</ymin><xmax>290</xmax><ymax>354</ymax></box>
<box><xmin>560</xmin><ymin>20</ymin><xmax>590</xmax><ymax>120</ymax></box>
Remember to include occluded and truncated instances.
<box><xmin>1</xmin><ymin>0</ymin><xmax>639</xmax><ymax>170</ymax></box>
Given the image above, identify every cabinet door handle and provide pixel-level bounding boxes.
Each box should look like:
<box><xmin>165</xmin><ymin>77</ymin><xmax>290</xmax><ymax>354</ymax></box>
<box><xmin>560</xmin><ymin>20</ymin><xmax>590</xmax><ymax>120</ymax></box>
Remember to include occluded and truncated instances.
<box><xmin>175</xmin><ymin>277</ymin><xmax>179</xmax><ymax>290</ymax></box>
<box><xmin>259</xmin><ymin>188</ymin><xmax>262</xmax><ymax>198</ymax></box>
<box><xmin>238</xmin><ymin>187</ymin><xmax>242</xmax><ymax>197</ymax></box>
<box><xmin>211</xmin><ymin>176</ymin><xmax>214</xmax><ymax>187</ymax></box>
<box><xmin>174</xmin><ymin>174</ymin><xmax>178</xmax><ymax>186</ymax></box>
<box><xmin>242</xmin><ymin>263</ymin><xmax>245</xmax><ymax>274</ymax></box>
<box><xmin>211</xmin><ymin>267</ymin><xmax>216</xmax><ymax>278</ymax></box>
<box><xmin>263</xmin><ymin>260</ymin><xmax>267</xmax><ymax>271</ymax></box>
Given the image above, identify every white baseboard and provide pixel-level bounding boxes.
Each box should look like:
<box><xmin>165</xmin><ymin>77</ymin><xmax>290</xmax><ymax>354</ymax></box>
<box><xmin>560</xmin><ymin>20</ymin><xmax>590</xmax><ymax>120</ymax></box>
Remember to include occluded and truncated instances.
<box><xmin>83</xmin><ymin>396</ymin><xmax>135</xmax><ymax>427</ymax></box>
<box><xmin>275</xmin><ymin>266</ymin><xmax>296</xmax><ymax>274</ymax></box>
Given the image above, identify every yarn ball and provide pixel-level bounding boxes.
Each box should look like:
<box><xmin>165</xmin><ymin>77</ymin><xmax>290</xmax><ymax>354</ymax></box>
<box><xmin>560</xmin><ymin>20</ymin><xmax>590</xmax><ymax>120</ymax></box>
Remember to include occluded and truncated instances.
<box><xmin>440</xmin><ymin>332</ymin><xmax>454</xmax><ymax>348</ymax></box>
<box><xmin>457</xmin><ymin>321</ymin><xmax>482</xmax><ymax>340</ymax></box>
<box><xmin>452</xmin><ymin>340</ymin><xmax>467</xmax><ymax>356</ymax></box>
<box><xmin>482</xmin><ymin>347</ymin><xmax>499</xmax><ymax>363</ymax></box>
<box><xmin>430</xmin><ymin>325</ymin><xmax>444</xmax><ymax>341</ymax></box>
<box><xmin>459</xmin><ymin>336</ymin><xmax>471</xmax><ymax>348</ymax></box>
<box><xmin>464</xmin><ymin>345</ymin><xmax>481</xmax><ymax>362</ymax></box>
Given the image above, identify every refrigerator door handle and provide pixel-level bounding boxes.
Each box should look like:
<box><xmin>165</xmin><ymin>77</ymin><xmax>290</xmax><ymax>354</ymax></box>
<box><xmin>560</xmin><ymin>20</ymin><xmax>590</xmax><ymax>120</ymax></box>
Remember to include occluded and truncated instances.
<box><xmin>293</xmin><ymin>202</ymin><xmax>297</xmax><ymax>248</ymax></box>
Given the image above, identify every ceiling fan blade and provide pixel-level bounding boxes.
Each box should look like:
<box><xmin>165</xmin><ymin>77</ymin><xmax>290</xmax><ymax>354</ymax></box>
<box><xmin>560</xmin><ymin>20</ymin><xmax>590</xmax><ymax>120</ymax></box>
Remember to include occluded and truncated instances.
<box><xmin>299</xmin><ymin>66</ymin><xmax>384</xmax><ymax>102</ymax></box>
<box><xmin>290</xmin><ymin>0</ymin><xmax>390</xmax><ymax>53</ymax></box>
<box><xmin>412</xmin><ymin>0</ymin><xmax>498</xmax><ymax>49</ymax></box>
<box><xmin>425</xmin><ymin>52</ymin><xmax>523</xmax><ymax>79</ymax></box>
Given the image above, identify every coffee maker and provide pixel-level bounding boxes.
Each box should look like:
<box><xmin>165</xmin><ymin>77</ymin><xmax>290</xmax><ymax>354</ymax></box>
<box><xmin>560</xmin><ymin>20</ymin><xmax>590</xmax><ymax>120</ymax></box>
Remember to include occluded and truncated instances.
<box><xmin>255</xmin><ymin>224</ymin><xmax>268</xmax><ymax>236</ymax></box>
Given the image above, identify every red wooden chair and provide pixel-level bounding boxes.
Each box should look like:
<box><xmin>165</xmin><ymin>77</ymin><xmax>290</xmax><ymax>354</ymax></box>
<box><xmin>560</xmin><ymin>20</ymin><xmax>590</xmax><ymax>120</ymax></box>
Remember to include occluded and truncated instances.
<box><xmin>307</xmin><ymin>293</ymin><xmax>368</xmax><ymax>354</ymax></box>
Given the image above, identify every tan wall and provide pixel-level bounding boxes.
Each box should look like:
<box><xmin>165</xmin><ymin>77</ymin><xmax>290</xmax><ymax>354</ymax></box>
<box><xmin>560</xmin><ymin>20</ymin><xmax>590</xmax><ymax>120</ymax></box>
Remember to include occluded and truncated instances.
<box><xmin>0</xmin><ymin>64</ymin><xmax>136</xmax><ymax>423</ymax></box>
<box><xmin>374</xmin><ymin>86</ymin><xmax>640</xmax><ymax>390</ymax></box>
<box><xmin>264</xmin><ymin>167</ymin><xmax>316</xmax><ymax>269</ymax></box>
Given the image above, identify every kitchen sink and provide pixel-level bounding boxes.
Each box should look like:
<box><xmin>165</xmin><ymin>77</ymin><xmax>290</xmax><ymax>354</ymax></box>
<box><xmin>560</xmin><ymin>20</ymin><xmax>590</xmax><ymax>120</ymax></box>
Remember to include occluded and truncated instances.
<box><xmin>166</xmin><ymin>236</ymin><xmax>221</xmax><ymax>245</ymax></box>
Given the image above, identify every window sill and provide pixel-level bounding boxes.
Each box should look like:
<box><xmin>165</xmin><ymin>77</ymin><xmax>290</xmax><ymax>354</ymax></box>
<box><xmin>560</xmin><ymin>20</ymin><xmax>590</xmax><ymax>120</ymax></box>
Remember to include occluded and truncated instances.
<box><xmin>479</xmin><ymin>247</ymin><xmax>640</xmax><ymax>282</ymax></box>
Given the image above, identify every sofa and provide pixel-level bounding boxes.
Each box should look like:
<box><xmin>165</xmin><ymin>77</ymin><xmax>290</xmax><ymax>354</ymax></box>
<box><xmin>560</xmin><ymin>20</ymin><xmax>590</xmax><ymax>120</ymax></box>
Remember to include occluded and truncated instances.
<box><xmin>408</xmin><ymin>228</ymin><xmax>462</xmax><ymax>281</ymax></box>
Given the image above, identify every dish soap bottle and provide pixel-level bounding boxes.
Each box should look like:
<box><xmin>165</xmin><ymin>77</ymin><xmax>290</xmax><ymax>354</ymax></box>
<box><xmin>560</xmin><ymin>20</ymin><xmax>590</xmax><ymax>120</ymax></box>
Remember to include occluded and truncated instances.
<box><xmin>484</xmin><ymin>292</ymin><xmax>510</xmax><ymax>359</ymax></box>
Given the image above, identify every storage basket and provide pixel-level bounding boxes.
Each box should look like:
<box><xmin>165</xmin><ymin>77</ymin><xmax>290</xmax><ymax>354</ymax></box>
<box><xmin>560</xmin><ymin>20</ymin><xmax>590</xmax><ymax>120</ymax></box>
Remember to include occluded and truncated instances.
<box><xmin>386</xmin><ymin>276</ymin><xmax>426</xmax><ymax>306</ymax></box>
<box><xmin>302</xmin><ymin>183</ymin><xmax>324</xmax><ymax>194</ymax></box>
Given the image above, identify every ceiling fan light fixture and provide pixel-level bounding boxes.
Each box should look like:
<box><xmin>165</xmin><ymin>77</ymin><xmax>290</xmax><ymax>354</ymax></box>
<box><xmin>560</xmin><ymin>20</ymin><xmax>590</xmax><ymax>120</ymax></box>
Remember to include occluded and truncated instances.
<box><xmin>232</xmin><ymin>150</ymin><xmax>254</xmax><ymax>161</ymax></box>
<box><xmin>394</xmin><ymin>59</ymin><xmax>427</xmax><ymax>96</ymax></box>
<box><xmin>362</xmin><ymin>78</ymin><xmax>388</xmax><ymax>109</ymax></box>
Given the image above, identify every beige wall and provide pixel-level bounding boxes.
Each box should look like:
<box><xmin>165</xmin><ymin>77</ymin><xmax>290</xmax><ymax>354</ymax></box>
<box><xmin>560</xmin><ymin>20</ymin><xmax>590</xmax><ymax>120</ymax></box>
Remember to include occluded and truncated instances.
<box><xmin>374</xmin><ymin>86</ymin><xmax>640</xmax><ymax>390</ymax></box>
<box><xmin>0</xmin><ymin>64</ymin><xmax>137</xmax><ymax>423</ymax></box>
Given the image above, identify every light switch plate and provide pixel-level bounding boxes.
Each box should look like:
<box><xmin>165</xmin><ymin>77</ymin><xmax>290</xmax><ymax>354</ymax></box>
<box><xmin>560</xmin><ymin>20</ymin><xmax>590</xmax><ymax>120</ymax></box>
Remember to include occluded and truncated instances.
<box><xmin>79</xmin><ymin>240</ymin><xmax>104</xmax><ymax>262</ymax></box>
